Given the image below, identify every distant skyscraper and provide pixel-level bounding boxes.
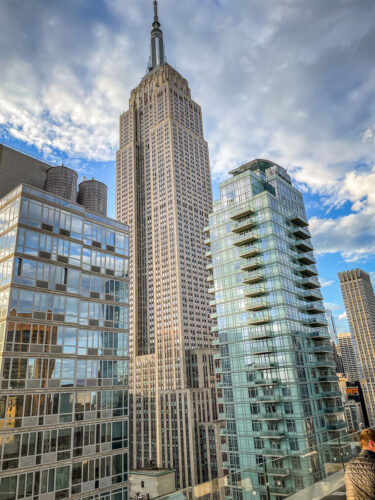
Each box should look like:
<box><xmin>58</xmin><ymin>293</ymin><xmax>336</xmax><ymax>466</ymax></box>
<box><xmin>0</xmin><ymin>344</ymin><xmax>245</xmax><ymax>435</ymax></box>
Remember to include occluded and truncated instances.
<box><xmin>337</xmin><ymin>332</ymin><xmax>360</xmax><ymax>382</ymax></box>
<box><xmin>0</xmin><ymin>158</ymin><xmax>129</xmax><ymax>499</ymax></box>
<box><xmin>339</xmin><ymin>269</ymin><xmax>375</xmax><ymax>425</ymax></box>
<box><xmin>116</xmin><ymin>1</ymin><xmax>221</xmax><ymax>488</ymax></box>
<box><xmin>208</xmin><ymin>159</ymin><xmax>346</xmax><ymax>498</ymax></box>
<box><xmin>325</xmin><ymin>308</ymin><xmax>337</xmax><ymax>343</ymax></box>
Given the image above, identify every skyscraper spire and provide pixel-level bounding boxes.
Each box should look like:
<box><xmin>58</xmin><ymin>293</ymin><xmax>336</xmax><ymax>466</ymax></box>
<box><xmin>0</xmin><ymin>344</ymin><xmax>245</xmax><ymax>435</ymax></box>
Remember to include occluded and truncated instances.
<box><xmin>153</xmin><ymin>0</ymin><xmax>160</xmax><ymax>29</ymax></box>
<box><xmin>149</xmin><ymin>0</ymin><xmax>165</xmax><ymax>71</ymax></box>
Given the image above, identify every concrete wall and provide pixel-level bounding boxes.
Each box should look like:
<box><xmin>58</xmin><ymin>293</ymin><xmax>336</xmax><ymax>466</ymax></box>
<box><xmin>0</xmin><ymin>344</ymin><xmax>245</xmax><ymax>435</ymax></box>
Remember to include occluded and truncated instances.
<box><xmin>129</xmin><ymin>470</ymin><xmax>175</xmax><ymax>499</ymax></box>
<box><xmin>0</xmin><ymin>144</ymin><xmax>50</xmax><ymax>198</ymax></box>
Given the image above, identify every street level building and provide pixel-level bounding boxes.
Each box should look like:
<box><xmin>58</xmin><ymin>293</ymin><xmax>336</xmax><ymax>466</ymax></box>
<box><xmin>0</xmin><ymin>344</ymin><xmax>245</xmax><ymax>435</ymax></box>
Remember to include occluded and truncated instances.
<box><xmin>337</xmin><ymin>332</ymin><xmax>361</xmax><ymax>383</ymax></box>
<box><xmin>338</xmin><ymin>269</ymin><xmax>375</xmax><ymax>425</ymax></box>
<box><xmin>116</xmin><ymin>1</ymin><xmax>222</xmax><ymax>489</ymax></box>
<box><xmin>0</xmin><ymin>164</ymin><xmax>129</xmax><ymax>499</ymax></box>
<box><xmin>207</xmin><ymin>159</ymin><xmax>347</xmax><ymax>498</ymax></box>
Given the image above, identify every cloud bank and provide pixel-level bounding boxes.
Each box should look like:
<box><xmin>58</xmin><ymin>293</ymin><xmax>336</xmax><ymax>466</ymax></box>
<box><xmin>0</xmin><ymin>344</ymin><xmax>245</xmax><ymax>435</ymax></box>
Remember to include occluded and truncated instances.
<box><xmin>1</xmin><ymin>0</ymin><xmax>375</xmax><ymax>260</ymax></box>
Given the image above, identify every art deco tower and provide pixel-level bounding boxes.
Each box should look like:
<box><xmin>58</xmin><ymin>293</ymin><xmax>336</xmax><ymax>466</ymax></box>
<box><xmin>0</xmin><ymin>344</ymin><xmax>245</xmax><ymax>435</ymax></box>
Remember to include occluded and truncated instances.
<box><xmin>116</xmin><ymin>1</ymin><xmax>221</xmax><ymax>488</ymax></box>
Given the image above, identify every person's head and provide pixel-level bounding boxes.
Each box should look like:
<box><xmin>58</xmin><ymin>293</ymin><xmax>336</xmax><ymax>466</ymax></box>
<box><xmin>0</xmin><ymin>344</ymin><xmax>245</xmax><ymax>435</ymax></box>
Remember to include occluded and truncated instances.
<box><xmin>360</xmin><ymin>428</ymin><xmax>375</xmax><ymax>452</ymax></box>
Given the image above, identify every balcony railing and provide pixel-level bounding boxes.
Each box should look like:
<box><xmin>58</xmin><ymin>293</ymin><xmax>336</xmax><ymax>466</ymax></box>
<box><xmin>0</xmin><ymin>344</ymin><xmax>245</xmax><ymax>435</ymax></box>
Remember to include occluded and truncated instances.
<box><xmin>156</xmin><ymin>427</ymin><xmax>371</xmax><ymax>500</ymax></box>
<box><xmin>231</xmin><ymin>217</ymin><xmax>257</xmax><ymax>233</ymax></box>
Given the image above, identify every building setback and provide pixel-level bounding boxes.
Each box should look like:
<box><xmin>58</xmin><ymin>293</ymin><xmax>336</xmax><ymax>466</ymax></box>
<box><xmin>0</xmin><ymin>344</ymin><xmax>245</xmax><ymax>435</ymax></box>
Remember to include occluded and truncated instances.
<box><xmin>339</xmin><ymin>269</ymin><xmax>375</xmax><ymax>426</ymax></box>
<box><xmin>207</xmin><ymin>159</ymin><xmax>347</xmax><ymax>498</ymax></box>
<box><xmin>0</xmin><ymin>164</ymin><xmax>129</xmax><ymax>499</ymax></box>
<box><xmin>116</xmin><ymin>1</ymin><xmax>221</xmax><ymax>489</ymax></box>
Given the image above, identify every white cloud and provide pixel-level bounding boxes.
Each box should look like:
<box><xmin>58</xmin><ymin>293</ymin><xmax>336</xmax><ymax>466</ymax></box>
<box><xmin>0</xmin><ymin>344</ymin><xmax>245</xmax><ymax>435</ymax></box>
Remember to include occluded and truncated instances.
<box><xmin>323</xmin><ymin>302</ymin><xmax>341</xmax><ymax>312</ymax></box>
<box><xmin>0</xmin><ymin>0</ymin><xmax>375</xmax><ymax>267</ymax></box>
<box><xmin>320</xmin><ymin>278</ymin><xmax>334</xmax><ymax>288</ymax></box>
<box><xmin>309</xmin><ymin>165</ymin><xmax>375</xmax><ymax>261</ymax></box>
<box><xmin>338</xmin><ymin>312</ymin><xmax>347</xmax><ymax>321</ymax></box>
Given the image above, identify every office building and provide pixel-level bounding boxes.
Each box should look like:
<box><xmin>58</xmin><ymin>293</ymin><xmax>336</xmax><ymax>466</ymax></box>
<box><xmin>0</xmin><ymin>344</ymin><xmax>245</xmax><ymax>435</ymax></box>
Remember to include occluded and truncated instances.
<box><xmin>207</xmin><ymin>159</ymin><xmax>346</xmax><ymax>498</ymax></box>
<box><xmin>0</xmin><ymin>162</ymin><xmax>129</xmax><ymax>499</ymax></box>
<box><xmin>116</xmin><ymin>1</ymin><xmax>221</xmax><ymax>488</ymax></box>
<box><xmin>338</xmin><ymin>269</ymin><xmax>375</xmax><ymax>425</ymax></box>
<box><xmin>344</xmin><ymin>401</ymin><xmax>365</xmax><ymax>432</ymax></box>
<box><xmin>337</xmin><ymin>332</ymin><xmax>360</xmax><ymax>383</ymax></box>
<box><xmin>346</xmin><ymin>381</ymin><xmax>369</xmax><ymax>428</ymax></box>
<box><xmin>325</xmin><ymin>309</ymin><xmax>337</xmax><ymax>344</ymax></box>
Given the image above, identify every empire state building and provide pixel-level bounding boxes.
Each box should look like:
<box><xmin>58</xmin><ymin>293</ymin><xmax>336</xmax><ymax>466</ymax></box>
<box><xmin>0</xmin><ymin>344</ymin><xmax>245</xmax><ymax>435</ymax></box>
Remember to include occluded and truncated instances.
<box><xmin>116</xmin><ymin>1</ymin><xmax>222</xmax><ymax>488</ymax></box>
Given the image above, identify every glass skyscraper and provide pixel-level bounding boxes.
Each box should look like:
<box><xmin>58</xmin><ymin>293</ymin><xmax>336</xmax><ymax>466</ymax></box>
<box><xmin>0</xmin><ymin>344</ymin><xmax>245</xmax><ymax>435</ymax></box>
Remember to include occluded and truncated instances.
<box><xmin>207</xmin><ymin>159</ymin><xmax>346</xmax><ymax>499</ymax></box>
<box><xmin>0</xmin><ymin>176</ymin><xmax>129</xmax><ymax>499</ymax></box>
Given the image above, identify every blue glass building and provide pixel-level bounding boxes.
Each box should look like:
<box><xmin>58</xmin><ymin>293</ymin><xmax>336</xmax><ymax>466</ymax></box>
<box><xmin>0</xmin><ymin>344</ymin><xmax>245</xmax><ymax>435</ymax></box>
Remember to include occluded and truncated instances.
<box><xmin>206</xmin><ymin>159</ymin><xmax>346</xmax><ymax>499</ymax></box>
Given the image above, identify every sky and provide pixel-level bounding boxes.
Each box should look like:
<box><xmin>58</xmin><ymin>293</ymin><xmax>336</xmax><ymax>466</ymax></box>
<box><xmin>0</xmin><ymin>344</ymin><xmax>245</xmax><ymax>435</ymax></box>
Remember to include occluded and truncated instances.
<box><xmin>1</xmin><ymin>0</ymin><xmax>375</xmax><ymax>334</ymax></box>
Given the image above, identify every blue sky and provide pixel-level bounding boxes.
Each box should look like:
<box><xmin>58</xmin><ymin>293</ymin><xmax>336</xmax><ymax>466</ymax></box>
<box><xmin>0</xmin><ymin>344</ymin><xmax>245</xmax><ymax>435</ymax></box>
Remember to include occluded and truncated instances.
<box><xmin>1</xmin><ymin>0</ymin><xmax>375</xmax><ymax>333</ymax></box>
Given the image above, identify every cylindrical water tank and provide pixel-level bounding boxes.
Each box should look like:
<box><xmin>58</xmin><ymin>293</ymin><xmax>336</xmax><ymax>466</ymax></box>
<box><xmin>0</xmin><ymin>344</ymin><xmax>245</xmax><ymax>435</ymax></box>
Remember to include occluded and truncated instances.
<box><xmin>45</xmin><ymin>165</ymin><xmax>78</xmax><ymax>202</ymax></box>
<box><xmin>78</xmin><ymin>179</ymin><xmax>107</xmax><ymax>216</ymax></box>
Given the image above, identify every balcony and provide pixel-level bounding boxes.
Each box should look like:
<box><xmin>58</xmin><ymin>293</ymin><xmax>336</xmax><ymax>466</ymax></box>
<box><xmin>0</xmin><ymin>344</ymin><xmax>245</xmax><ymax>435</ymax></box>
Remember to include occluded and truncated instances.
<box><xmin>316</xmin><ymin>359</ymin><xmax>336</xmax><ymax>368</ymax></box>
<box><xmin>263</xmin><ymin>449</ymin><xmax>288</xmax><ymax>457</ymax></box>
<box><xmin>290</xmin><ymin>214</ymin><xmax>308</xmax><ymax>227</ymax></box>
<box><xmin>232</xmin><ymin>217</ymin><xmax>257</xmax><ymax>233</ymax></box>
<box><xmin>247</xmin><ymin>329</ymin><xmax>273</xmax><ymax>340</ymax></box>
<box><xmin>208</xmin><ymin>287</ymin><xmax>215</xmax><ymax>294</ymax></box>
<box><xmin>207</xmin><ymin>263</ymin><xmax>213</xmax><ymax>270</ymax></box>
<box><xmin>269</xmin><ymin>486</ymin><xmax>295</xmax><ymax>495</ymax></box>
<box><xmin>257</xmin><ymin>396</ymin><xmax>281</xmax><ymax>403</ymax></box>
<box><xmin>233</xmin><ymin>230</ymin><xmax>260</xmax><ymax>246</ymax></box>
<box><xmin>239</xmin><ymin>244</ymin><xmax>262</xmax><ymax>259</ymax></box>
<box><xmin>319</xmin><ymin>375</ymin><xmax>338</xmax><ymax>382</ymax></box>
<box><xmin>296</xmin><ymin>251</ymin><xmax>316</xmax><ymax>265</ymax></box>
<box><xmin>246</xmin><ymin>298</ymin><xmax>269</xmax><ymax>311</ymax></box>
<box><xmin>313</xmin><ymin>343</ymin><xmax>332</xmax><ymax>353</ymax></box>
<box><xmin>230</xmin><ymin>205</ymin><xmax>255</xmax><ymax>220</ymax></box>
<box><xmin>327</xmin><ymin>421</ymin><xmax>347</xmax><ymax>430</ymax></box>
<box><xmin>207</xmin><ymin>274</ymin><xmax>214</xmax><ymax>282</ymax></box>
<box><xmin>291</xmin><ymin>226</ymin><xmax>311</xmax><ymax>240</ymax></box>
<box><xmin>203</xmin><ymin>225</ymin><xmax>210</xmax><ymax>234</ymax></box>
<box><xmin>306</xmin><ymin>303</ymin><xmax>325</xmax><ymax>314</ymax></box>
<box><xmin>257</xmin><ymin>413</ymin><xmax>283</xmax><ymax>420</ymax></box>
<box><xmin>244</xmin><ymin>284</ymin><xmax>267</xmax><ymax>297</ymax></box>
<box><xmin>242</xmin><ymin>270</ymin><xmax>264</xmax><ymax>284</ymax></box>
<box><xmin>247</xmin><ymin>312</ymin><xmax>272</xmax><ymax>325</ymax></box>
<box><xmin>307</xmin><ymin>315</ymin><xmax>328</xmax><ymax>327</ymax></box>
<box><xmin>294</xmin><ymin>239</ymin><xmax>313</xmax><ymax>252</ymax></box>
<box><xmin>250</xmin><ymin>361</ymin><xmax>279</xmax><ymax>370</ymax></box>
<box><xmin>325</xmin><ymin>406</ymin><xmax>344</xmax><ymax>414</ymax></box>
<box><xmin>204</xmin><ymin>237</ymin><xmax>211</xmax><ymax>246</ymax></box>
<box><xmin>206</xmin><ymin>250</ymin><xmax>212</xmax><ymax>258</ymax></box>
<box><xmin>299</xmin><ymin>264</ymin><xmax>318</xmax><ymax>277</ymax></box>
<box><xmin>251</xmin><ymin>346</ymin><xmax>275</xmax><ymax>355</ymax></box>
<box><xmin>253</xmin><ymin>378</ymin><xmax>279</xmax><ymax>386</ymax></box>
<box><xmin>241</xmin><ymin>258</ymin><xmax>263</xmax><ymax>271</ymax></box>
<box><xmin>300</xmin><ymin>276</ymin><xmax>320</xmax><ymax>289</ymax></box>
<box><xmin>322</xmin><ymin>391</ymin><xmax>342</xmax><ymax>398</ymax></box>
<box><xmin>259</xmin><ymin>431</ymin><xmax>285</xmax><ymax>438</ymax></box>
<box><xmin>301</xmin><ymin>288</ymin><xmax>323</xmax><ymax>301</ymax></box>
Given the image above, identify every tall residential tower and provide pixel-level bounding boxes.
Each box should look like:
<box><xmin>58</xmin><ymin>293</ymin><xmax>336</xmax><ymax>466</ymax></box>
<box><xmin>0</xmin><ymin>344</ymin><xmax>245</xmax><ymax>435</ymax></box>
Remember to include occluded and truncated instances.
<box><xmin>339</xmin><ymin>269</ymin><xmax>375</xmax><ymax>425</ymax></box>
<box><xmin>207</xmin><ymin>159</ymin><xmax>346</xmax><ymax>498</ymax></box>
<box><xmin>116</xmin><ymin>1</ymin><xmax>221</xmax><ymax>488</ymax></box>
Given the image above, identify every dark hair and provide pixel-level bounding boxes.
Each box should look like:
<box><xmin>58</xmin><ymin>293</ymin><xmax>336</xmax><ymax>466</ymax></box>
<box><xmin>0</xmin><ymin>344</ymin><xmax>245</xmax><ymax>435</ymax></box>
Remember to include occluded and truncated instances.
<box><xmin>360</xmin><ymin>428</ymin><xmax>375</xmax><ymax>448</ymax></box>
